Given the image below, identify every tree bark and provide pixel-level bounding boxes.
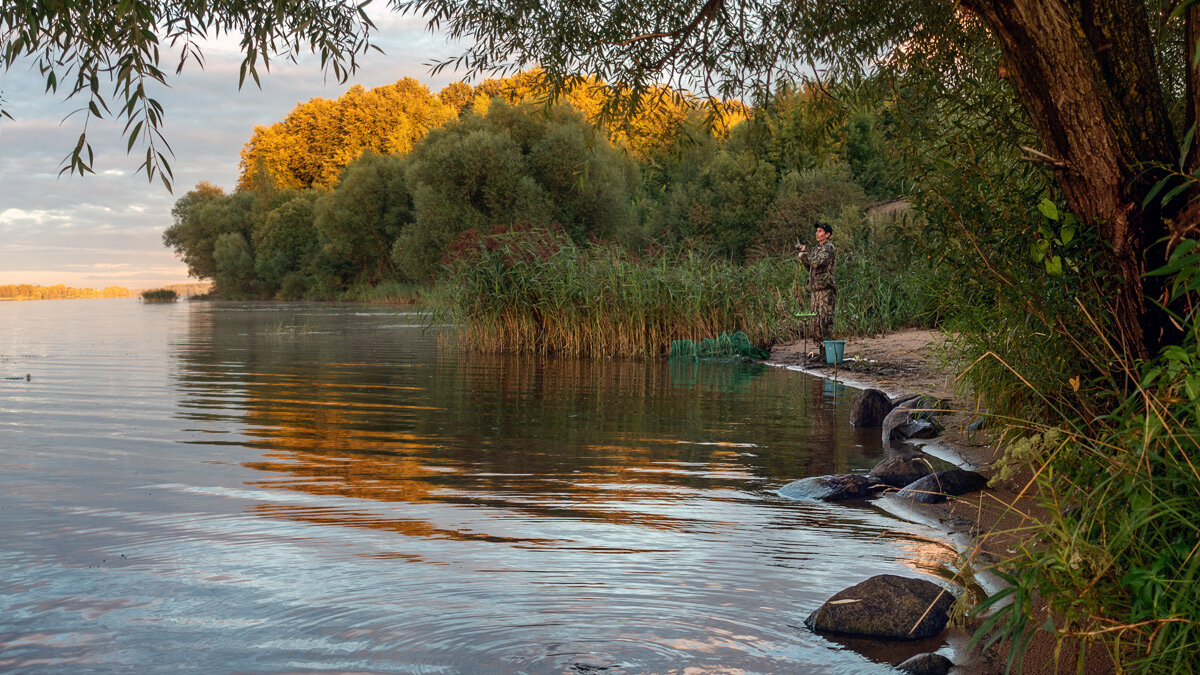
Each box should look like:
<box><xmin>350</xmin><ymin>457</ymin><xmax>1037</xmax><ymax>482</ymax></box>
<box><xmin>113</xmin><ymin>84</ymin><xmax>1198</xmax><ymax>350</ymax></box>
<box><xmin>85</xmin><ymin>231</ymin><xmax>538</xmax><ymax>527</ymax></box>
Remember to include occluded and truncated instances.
<box><xmin>1186</xmin><ymin>4</ymin><xmax>1200</xmax><ymax>174</ymax></box>
<box><xmin>963</xmin><ymin>0</ymin><xmax>1179</xmax><ymax>361</ymax></box>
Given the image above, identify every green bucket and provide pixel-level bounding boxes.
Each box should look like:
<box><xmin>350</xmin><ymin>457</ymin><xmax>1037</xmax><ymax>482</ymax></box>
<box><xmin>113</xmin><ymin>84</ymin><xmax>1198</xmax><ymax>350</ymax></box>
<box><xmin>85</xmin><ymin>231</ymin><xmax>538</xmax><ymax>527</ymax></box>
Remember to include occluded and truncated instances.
<box><xmin>823</xmin><ymin>340</ymin><xmax>846</xmax><ymax>365</ymax></box>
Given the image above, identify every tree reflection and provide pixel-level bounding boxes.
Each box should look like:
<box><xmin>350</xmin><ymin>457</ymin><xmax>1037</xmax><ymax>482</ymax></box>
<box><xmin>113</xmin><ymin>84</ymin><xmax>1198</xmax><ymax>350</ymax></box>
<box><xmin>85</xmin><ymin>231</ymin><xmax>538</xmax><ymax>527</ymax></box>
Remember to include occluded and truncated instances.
<box><xmin>172</xmin><ymin>304</ymin><xmax>884</xmax><ymax>542</ymax></box>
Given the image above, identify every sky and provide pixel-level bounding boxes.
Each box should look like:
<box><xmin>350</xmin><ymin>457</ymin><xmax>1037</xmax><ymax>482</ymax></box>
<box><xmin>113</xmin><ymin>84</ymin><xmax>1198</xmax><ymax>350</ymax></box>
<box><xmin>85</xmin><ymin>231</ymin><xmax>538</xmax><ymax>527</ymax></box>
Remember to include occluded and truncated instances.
<box><xmin>0</xmin><ymin>14</ymin><xmax>465</xmax><ymax>290</ymax></box>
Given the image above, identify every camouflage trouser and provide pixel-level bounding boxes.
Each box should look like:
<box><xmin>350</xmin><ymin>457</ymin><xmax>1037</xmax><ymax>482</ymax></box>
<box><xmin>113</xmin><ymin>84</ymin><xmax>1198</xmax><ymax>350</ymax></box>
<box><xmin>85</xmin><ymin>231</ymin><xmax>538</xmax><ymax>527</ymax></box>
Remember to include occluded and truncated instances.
<box><xmin>811</xmin><ymin>288</ymin><xmax>836</xmax><ymax>352</ymax></box>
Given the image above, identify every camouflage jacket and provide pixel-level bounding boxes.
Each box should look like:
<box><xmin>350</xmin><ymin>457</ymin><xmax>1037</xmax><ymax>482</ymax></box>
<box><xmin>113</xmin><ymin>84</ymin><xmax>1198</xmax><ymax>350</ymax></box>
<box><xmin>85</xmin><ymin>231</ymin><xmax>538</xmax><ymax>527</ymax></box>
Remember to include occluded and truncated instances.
<box><xmin>801</xmin><ymin>241</ymin><xmax>836</xmax><ymax>291</ymax></box>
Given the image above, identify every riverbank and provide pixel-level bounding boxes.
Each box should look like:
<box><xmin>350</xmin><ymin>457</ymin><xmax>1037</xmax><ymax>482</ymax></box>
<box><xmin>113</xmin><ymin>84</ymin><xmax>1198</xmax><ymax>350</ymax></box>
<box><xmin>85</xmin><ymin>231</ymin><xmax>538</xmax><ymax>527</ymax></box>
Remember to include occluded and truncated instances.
<box><xmin>770</xmin><ymin>329</ymin><xmax>1112</xmax><ymax>674</ymax></box>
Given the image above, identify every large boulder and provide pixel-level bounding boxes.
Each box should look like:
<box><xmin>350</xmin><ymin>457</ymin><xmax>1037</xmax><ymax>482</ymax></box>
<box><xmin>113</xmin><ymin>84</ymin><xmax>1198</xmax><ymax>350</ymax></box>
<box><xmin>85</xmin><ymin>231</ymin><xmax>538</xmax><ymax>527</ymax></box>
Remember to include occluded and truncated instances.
<box><xmin>849</xmin><ymin>388</ymin><xmax>894</xmax><ymax>427</ymax></box>
<box><xmin>897</xmin><ymin>653</ymin><xmax>955</xmax><ymax>675</ymax></box>
<box><xmin>805</xmin><ymin>574</ymin><xmax>956</xmax><ymax>640</ymax></box>
<box><xmin>868</xmin><ymin>455</ymin><xmax>933</xmax><ymax>488</ymax></box>
<box><xmin>778</xmin><ymin>474</ymin><xmax>876</xmax><ymax>501</ymax></box>
<box><xmin>896</xmin><ymin>469</ymin><xmax>988</xmax><ymax>503</ymax></box>
<box><xmin>892</xmin><ymin>394</ymin><xmax>947</xmax><ymax>412</ymax></box>
<box><xmin>881</xmin><ymin>405</ymin><xmax>945</xmax><ymax>441</ymax></box>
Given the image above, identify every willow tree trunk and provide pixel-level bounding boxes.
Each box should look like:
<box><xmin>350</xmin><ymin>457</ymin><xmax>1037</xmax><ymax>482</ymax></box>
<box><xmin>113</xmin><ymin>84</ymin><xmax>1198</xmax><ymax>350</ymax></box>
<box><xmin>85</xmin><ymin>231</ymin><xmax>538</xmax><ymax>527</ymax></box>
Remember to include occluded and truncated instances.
<box><xmin>964</xmin><ymin>0</ymin><xmax>1180</xmax><ymax>361</ymax></box>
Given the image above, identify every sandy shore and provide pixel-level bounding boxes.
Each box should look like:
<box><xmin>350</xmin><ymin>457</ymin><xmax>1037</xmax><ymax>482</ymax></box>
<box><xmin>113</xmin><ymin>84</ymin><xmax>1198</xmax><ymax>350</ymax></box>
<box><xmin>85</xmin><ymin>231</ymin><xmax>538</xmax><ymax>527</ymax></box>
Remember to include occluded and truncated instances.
<box><xmin>770</xmin><ymin>330</ymin><xmax>1109</xmax><ymax>674</ymax></box>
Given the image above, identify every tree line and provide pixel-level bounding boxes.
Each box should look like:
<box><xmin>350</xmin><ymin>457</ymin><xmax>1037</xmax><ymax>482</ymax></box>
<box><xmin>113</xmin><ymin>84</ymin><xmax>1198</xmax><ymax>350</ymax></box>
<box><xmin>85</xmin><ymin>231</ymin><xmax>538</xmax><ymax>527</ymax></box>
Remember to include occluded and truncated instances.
<box><xmin>0</xmin><ymin>284</ymin><xmax>131</xmax><ymax>301</ymax></box>
<box><xmin>165</xmin><ymin>72</ymin><xmax>901</xmax><ymax>300</ymax></box>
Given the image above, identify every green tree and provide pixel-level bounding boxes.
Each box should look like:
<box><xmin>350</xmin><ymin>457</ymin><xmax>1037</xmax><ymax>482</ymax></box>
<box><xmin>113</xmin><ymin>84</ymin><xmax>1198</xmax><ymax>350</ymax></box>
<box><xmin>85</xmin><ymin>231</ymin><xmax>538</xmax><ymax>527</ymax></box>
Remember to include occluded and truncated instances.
<box><xmin>212</xmin><ymin>232</ymin><xmax>256</xmax><ymax>296</ymax></box>
<box><xmin>398</xmin><ymin>100</ymin><xmax>639</xmax><ymax>279</ymax></box>
<box><xmin>252</xmin><ymin>191</ymin><xmax>322</xmax><ymax>295</ymax></box>
<box><xmin>399</xmin><ymin>111</ymin><xmax>549</xmax><ymax>280</ymax></box>
<box><xmin>759</xmin><ymin>166</ymin><xmax>868</xmax><ymax>254</ymax></box>
<box><xmin>396</xmin><ymin>0</ymin><xmax>1194</xmax><ymax>358</ymax></box>
<box><xmin>163</xmin><ymin>183</ymin><xmax>256</xmax><ymax>280</ymax></box>
<box><xmin>313</xmin><ymin>152</ymin><xmax>414</xmax><ymax>284</ymax></box>
<box><xmin>650</xmin><ymin>146</ymin><xmax>776</xmax><ymax>259</ymax></box>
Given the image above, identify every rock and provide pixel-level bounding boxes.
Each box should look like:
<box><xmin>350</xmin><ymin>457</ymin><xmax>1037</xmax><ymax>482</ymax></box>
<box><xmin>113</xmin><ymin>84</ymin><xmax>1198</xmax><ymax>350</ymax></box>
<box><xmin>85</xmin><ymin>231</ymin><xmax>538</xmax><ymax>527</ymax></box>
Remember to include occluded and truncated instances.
<box><xmin>895</xmin><ymin>469</ymin><xmax>988</xmax><ymax>503</ymax></box>
<box><xmin>967</xmin><ymin>417</ymin><xmax>987</xmax><ymax>431</ymax></box>
<box><xmin>882</xmin><ymin>405</ymin><xmax>945</xmax><ymax>441</ymax></box>
<box><xmin>778</xmin><ymin>474</ymin><xmax>876</xmax><ymax>501</ymax></box>
<box><xmin>868</xmin><ymin>455</ymin><xmax>933</xmax><ymax>488</ymax></box>
<box><xmin>850</xmin><ymin>388</ymin><xmax>894</xmax><ymax>427</ymax></box>
<box><xmin>804</xmin><ymin>574</ymin><xmax>956</xmax><ymax>640</ymax></box>
<box><xmin>893</xmin><ymin>394</ymin><xmax>947</xmax><ymax>414</ymax></box>
<box><xmin>897</xmin><ymin>652</ymin><xmax>954</xmax><ymax>675</ymax></box>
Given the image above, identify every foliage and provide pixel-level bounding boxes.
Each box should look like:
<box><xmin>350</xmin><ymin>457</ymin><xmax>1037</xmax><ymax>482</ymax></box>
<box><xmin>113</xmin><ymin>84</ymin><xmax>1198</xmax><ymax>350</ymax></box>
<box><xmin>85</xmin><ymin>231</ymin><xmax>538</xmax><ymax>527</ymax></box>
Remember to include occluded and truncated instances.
<box><xmin>312</xmin><ymin>152</ymin><xmax>413</xmax><ymax>285</ymax></box>
<box><xmin>757</xmin><ymin>165</ymin><xmax>868</xmax><ymax>254</ymax></box>
<box><xmin>397</xmin><ymin>100</ymin><xmax>640</xmax><ymax>280</ymax></box>
<box><xmin>212</xmin><ymin>232</ymin><xmax>256</xmax><ymax>297</ymax></box>
<box><xmin>829</xmin><ymin>210</ymin><xmax>942</xmax><ymax>336</ymax></box>
<box><xmin>397</xmin><ymin>0</ymin><xmax>952</xmax><ymax>117</ymax></box>
<box><xmin>1</xmin><ymin>0</ymin><xmax>375</xmax><ymax>188</ymax></box>
<box><xmin>974</xmin><ymin>311</ymin><xmax>1200</xmax><ymax>672</ymax></box>
<box><xmin>140</xmin><ymin>288</ymin><xmax>178</xmax><ymax>302</ymax></box>
<box><xmin>162</xmin><ymin>183</ymin><xmax>257</xmax><ymax>281</ymax></box>
<box><xmin>434</xmin><ymin>221</ymin><xmax>935</xmax><ymax>357</ymax></box>
<box><xmin>253</xmin><ymin>190</ymin><xmax>323</xmax><ymax>295</ymax></box>
<box><xmin>472</xmin><ymin>69</ymin><xmax>748</xmax><ymax>157</ymax></box>
<box><xmin>434</xmin><ymin>225</ymin><xmax>801</xmax><ymax>357</ymax></box>
<box><xmin>0</xmin><ymin>284</ymin><xmax>131</xmax><ymax>300</ymax></box>
<box><xmin>875</xmin><ymin>13</ymin><xmax>1116</xmax><ymax>423</ymax></box>
<box><xmin>238</xmin><ymin>79</ymin><xmax>455</xmax><ymax>191</ymax></box>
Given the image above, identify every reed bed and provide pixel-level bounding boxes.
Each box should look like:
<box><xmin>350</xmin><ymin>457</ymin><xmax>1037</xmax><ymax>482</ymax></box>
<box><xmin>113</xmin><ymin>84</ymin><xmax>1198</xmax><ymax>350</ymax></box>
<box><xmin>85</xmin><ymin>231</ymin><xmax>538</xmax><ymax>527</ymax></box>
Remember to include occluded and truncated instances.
<box><xmin>434</xmin><ymin>224</ymin><xmax>936</xmax><ymax>358</ymax></box>
<box><xmin>140</xmin><ymin>288</ymin><xmax>178</xmax><ymax>303</ymax></box>
<box><xmin>433</xmin><ymin>225</ymin><xmax>793</xmax><ymax>357</ymax></box>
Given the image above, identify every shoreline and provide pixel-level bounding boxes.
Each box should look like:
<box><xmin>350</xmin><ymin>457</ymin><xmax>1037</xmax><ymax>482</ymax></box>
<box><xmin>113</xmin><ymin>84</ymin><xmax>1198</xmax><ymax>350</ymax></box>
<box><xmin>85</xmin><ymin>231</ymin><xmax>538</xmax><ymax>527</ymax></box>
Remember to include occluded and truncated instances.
<box><xmin>769</xmin><ymin>331</ymin><xmax>1018</xmax><ymax>674</ymax></box>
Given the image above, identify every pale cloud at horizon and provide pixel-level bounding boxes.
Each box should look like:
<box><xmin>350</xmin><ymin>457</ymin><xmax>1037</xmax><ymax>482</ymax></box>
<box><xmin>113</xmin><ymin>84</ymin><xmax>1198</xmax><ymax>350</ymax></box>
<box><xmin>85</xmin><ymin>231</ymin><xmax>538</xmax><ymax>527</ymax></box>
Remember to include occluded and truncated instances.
<box><xmin>0</xmin><ymin>13</ymin><xmax>467</xmax><ymax>290</ymax></box>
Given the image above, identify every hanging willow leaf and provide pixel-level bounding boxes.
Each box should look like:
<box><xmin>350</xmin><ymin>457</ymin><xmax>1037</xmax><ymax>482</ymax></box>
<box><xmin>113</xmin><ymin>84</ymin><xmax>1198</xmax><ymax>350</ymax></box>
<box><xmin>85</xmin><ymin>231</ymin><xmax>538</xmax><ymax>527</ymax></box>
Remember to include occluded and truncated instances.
<box><xmin>1</xmin><ymin>0</ymin><xmax>377</xmax><ymax>190</ymax></box>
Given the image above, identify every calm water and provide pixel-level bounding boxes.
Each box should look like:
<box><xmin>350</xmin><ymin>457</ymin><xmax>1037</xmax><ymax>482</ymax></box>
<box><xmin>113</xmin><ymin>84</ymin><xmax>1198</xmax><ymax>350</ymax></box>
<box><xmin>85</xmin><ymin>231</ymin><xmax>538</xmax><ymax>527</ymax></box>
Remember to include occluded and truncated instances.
<box><xmin>0</xmin><ymin>300</ymin><xmax>956</xmax><ymax>674</ymax></box>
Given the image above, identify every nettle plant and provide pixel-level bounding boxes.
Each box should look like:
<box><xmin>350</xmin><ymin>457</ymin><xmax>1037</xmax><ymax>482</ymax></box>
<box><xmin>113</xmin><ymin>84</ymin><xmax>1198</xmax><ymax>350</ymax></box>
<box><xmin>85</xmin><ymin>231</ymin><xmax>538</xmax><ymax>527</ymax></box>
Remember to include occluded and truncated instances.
<box><xmin>1031</xmin><ymin>198</ymin><xmax>1078</xmax><ymax>277</ymax></box>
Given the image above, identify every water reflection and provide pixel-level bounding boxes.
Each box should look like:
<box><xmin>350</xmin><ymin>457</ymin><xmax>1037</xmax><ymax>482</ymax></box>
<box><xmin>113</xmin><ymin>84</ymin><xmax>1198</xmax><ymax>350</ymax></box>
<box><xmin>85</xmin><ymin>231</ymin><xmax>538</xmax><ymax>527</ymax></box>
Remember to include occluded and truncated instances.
<box><xmin>0</xmin><ymin>300</ymin><xmax>958</xmax><ymax>673</ymax></box>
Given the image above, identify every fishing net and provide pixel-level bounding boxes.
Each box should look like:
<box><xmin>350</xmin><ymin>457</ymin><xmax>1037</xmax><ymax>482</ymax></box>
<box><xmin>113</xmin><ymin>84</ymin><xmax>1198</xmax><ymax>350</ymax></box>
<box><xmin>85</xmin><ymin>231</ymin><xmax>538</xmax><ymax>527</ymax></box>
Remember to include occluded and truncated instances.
<box><xmin>668</xmin><ymin>331</ymin><xmax>770</xmax><ymax>362</ymax></box>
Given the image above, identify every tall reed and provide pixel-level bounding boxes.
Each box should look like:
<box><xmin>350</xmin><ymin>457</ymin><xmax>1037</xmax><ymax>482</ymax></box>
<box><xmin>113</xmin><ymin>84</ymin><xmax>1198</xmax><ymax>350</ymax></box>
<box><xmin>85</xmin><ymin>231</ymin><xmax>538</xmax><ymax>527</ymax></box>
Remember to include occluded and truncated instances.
<box><xmin>434</xmin><ymin>224</ymin><xmax>936</xmax><ymax>357</ymax></box>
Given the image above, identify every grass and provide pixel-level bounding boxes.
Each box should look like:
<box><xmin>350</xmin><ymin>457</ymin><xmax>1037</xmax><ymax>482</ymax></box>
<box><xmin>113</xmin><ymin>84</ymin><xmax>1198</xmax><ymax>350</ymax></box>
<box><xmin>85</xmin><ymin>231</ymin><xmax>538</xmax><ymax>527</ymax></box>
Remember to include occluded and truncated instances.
<box><xmin>955</xmin><ymin>276</ymin><xmax>1200</xmax><ymax>673</ymax></box>
<box><xmin>337</xmin><ymin>280</ymin><xmax>427</xmax><ymax>304</ymax></box>
<box><xmin>433</xmin><ymin>224</ymin><xmax>938</xmax><ymax>357</ymax></box>
<box><xmin>140</xmin><ymin>288</ymin><xmax>178</xmax><ymax>303</ymax></box>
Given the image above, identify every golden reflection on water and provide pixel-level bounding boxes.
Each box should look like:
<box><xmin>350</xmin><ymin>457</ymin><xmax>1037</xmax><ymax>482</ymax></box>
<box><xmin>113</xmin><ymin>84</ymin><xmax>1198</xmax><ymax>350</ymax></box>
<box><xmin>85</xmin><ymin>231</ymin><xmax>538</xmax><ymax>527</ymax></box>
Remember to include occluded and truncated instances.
<box><xmin>0</xmin><ymin>300</ymin><xmax>968</xmax><ymax>673</ymax></box>
<box><xmin>198</xmin><ymin>337</ymin><xmax>890</xmax><ymax>544</ymax></box>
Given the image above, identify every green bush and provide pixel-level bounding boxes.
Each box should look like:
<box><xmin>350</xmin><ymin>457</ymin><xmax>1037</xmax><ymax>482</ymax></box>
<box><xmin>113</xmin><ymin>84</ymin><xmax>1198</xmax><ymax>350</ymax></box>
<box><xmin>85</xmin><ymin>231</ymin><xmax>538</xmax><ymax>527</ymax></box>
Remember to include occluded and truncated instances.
<box><xmin>140</xmin><ymin>288</ymin><xmax>178</xmax><ymax>303</ymax></box>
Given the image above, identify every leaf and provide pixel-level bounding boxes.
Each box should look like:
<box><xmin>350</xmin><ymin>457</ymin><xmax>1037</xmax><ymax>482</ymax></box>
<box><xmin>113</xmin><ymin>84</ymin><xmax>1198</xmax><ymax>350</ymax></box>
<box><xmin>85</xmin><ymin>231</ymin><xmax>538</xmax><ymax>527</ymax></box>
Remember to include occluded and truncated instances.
<box><xmin>1060</xmin><ymin>224</ymin><xmax>1075</xmax><ymax>245</ymax></box>
<box><xmin>1183</xmin><ymin>374</ymin><xmax>1200</xmax><ymax>401</ymax></box>
<box><xmin>126</xmin><ymin>121</ymin><xmax>142</xmax><ymax>152</ymax></box>
<box><xmin>1182</xmin><ymin>124</ymin><xmax>1197</xmax><ymax>170</ymax></box>
<box><xmin>1037</xmin><ymin>198</ymin><xmax>1058</xmax><ymax>221</ymax></box>
<box><xmin>1044</xmin><ymin>255</ymin><xmax>1062</xmax><ymax>275</ymax></box>
<box><xmin>1160</xmin><ymin>181</ymin><xmax>1192</xmax><ymax>208</ymax></box>
<box><xmin>1143</xmin><ymin>176</ymin><xmax>1171</xmax><ymax>209</ymax></box>
<box><xmin>1170</xmin><ymin>0</ymin><xmax>1200</xmax><ymax>22</ymax></box>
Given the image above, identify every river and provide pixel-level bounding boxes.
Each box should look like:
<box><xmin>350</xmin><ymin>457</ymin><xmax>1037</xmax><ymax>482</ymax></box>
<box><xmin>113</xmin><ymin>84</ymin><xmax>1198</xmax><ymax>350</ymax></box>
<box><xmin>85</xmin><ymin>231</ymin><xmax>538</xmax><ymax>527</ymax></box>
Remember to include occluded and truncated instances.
<box><xmin>0</xmin><ymin>299</ymin><xmax>956</xmax><ymax>673</ymax></box>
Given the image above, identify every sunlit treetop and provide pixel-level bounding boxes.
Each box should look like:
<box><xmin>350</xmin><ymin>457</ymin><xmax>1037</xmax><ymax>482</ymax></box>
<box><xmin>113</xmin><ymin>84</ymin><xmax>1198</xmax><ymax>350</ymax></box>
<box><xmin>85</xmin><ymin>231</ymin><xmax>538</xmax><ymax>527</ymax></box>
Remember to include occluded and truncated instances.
<box><xmin>1</xmin><ymin>0</ymin><xmax>377</xmax><ymax>189</ymax></box>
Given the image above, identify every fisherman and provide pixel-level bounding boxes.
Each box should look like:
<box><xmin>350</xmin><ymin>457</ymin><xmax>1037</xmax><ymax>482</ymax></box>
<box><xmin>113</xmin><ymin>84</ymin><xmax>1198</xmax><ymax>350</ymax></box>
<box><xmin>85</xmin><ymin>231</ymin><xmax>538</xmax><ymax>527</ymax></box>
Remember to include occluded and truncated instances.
<box><xmin>797</xmin><ymin>222</ymin><xmax>837</xmax><ymax>360</ymax></box>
